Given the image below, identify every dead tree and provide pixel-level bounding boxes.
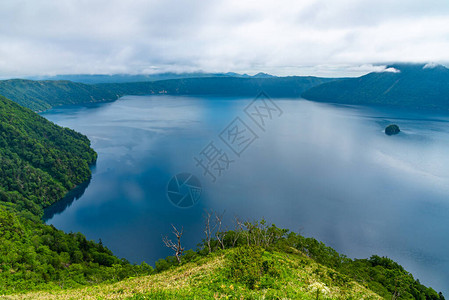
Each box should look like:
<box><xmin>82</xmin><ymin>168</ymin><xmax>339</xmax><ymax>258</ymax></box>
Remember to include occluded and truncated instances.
<box><xmin>162</xmin><ymin>224</ymin><xmax>185</xmax><ymax>264</ymax></box>
<box><xmin>231</xmin><ymin>215</ymin><xmax>243</xmax><ymax>247</ymax></box>
<box><xmin>259</xmin><ymin>218</ymin><xmax>275</xmax><ymax>248</ymax></box>
<box><xmin>236</xmin><ymin>218</ymin><xmax>250</xmax><ymax>246</ymax></box>
<box><xmin>214</xmin><ymin>211</ymin><xmax>226</xmax><ymax>250</ymax></box>
<box><xmin>203</xmin><ymin>209</ymin><xmax>217</xmax><ymax>253</ymax></box>
<box><xmin>244</xmin><ymin>220</ymin><xmax>260</xmax><ymax>246</ymax></box>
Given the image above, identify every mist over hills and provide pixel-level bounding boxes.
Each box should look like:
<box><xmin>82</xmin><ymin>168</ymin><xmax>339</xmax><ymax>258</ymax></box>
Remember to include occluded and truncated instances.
<box><xmin>27</xmin><ymin>72</ymin><xmax>276</xmax><ymax>84</ymax></box>
<box><xmin>301</xmin><ymin>63</ymin><xmax>449</xmax><ymax>110</ymax></box>
<box><xmin>0</xmin><ymin>76</ymin><xmax>334</xmax><ymax>111</ymax></box>
<box><xmin>1</xmin><ymin>63</ymin><xmax>449</xmax><ymax>112</ymax></box>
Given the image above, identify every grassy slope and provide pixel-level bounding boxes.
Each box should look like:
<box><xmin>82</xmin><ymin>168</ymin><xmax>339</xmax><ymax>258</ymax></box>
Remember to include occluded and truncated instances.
<box><xmin>8</xmin><ymin>249</ymin><xmax>382</xmax><ymax>300</ymax></box>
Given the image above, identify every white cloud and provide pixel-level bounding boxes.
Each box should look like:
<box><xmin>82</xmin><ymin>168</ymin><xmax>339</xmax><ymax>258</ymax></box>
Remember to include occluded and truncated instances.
<box><xmin>423</xmin><ymin>62</ymin><xmax>439</xmax><ymax>69</ymax></box>
<box><xmin>1</xmin><ymin>0</ymin><xmax>449</xmax><ymax>77</ymax></box>
<box><xmin>383</xmin><ymin>67</ymin><xmax>400</xmax><ymax>73</ymax></box>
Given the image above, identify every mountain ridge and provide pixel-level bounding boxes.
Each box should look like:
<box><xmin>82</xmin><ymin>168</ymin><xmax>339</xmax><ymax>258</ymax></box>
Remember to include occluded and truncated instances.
<box><xmin>301</xmin><ymin>63</ymin><xmax>449</xmax><ymax>110</ymax></box>
<box><xmin>26</xmin><ymin>72</ymin><xmax>278</xmax><ymax>84</ymax></box>
<box><xmin>0</xmin><ymin>76</ymin><xmax>335</xmax><ymax>112</ymax></box>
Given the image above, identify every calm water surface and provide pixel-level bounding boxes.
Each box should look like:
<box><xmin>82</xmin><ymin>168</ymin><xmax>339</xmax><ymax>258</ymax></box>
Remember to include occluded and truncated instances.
<box><xmin>41</xmin><ymin>95</ymin><xmax>449</xmax><ymax>294</ymax></box>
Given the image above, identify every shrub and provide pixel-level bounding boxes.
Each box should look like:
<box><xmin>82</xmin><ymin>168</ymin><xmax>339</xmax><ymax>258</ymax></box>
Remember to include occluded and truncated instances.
<box><xmin>226</xmin><ymin>246</ymin><xmax>263</xmax><ymax>289</ymax></box>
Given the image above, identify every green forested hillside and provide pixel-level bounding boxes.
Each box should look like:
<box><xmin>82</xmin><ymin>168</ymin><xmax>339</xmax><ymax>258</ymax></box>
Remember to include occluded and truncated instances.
<box><xmin>0</xmin><ymin>79</ymin><xmax>120</xmax><ymax>112</ymax></box>
<box><xmin>0</xmin><ymin>95</ymin><xmax>152</xmax><ymax>294</ymax></box>
<box><xmin>0</xmin><ymin>207</ymin><xmax>152</xmax><ymax>294</ymax></box>
<box><xmin>5</xmin><ymin>220</ymin><xmax>445</xmax><ymax>299</ymax></box>
<box><xmin>302</xmin><ymin>63</ymin><xmax>449</xmax><ymax>110</ymax></box>
<box><xmin>4</xmin><ymin>64</ymin><xmax>449</xmax><ymax>113</ymax></box>
<box><xmin>0</xmin><ymin>76</ymin><xmax>334</xmax><ymax>111</ymax></box>
<box><xmin>0</xmin><ymin>95</ymin><xmax>96</xmax><ymax>217</ymax></box>
<box><xmin>28</xmin><ymin>72</ymin><xmax>274</xmax><ymax>84</ymax></box>
<box><xmin>99</xmin><ymin>76</ymin><xmax>335</xmax><ymax>98</ymax></box>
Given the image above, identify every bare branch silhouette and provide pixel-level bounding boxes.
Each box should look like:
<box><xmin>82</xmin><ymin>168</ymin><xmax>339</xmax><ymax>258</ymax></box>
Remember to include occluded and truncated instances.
<box><xmin>203</xmin><ymin>209</ymin><xmax>217</xmax><ymax>253</ymax></box>
<box><xmin>214</xmin><ymin>210</ymin><xmax>226</xmax><ymax>250</ymax></box>
<box><xmin>162</xmin><ymin>224</ymin><xmax>185</xmax><ymax>264</ymax></box>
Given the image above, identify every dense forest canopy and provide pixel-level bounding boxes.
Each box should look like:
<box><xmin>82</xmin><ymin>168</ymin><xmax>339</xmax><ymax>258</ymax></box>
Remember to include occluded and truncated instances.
<box><xmin>0</xmin><ymin>79</ymin><xmax>120</xmax><ymax>112</ymax></box>
<box><xmin>0</xmin><ymin>76</ymin><xmax>334</xmax><ymax>111</ymax></box>
<box><xmin>302</xmin><ymin>63</ymin><xmax>449</xmax><ymax>110</ymax></box>
<box><xmin>0</xmin><ymin>95</ymin><xmax>96</xmax><ymax>217</ymax></box>
<box><xmin>0</xmin><ymin>95</ymin><xmax>152</xmax><ymax>294</ymax></box>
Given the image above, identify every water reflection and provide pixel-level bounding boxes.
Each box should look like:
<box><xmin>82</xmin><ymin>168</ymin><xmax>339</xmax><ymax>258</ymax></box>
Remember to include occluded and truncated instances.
<box><xmin>40</xmin><ymin>96</ymin><xmax>449</xmax><ymax>295</ymax></box>
<box><xmin>43</xmin><ymin>177</ymin><xmax>91</xmax><ymax>222</ymax></box>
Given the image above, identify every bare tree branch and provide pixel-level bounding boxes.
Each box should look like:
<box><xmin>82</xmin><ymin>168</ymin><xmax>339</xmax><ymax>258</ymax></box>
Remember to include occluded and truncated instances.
<box><xmin>231</xmin><ymin>215</ymin><xmax>243</xmax><ymax>247</ymax></box>
<box><xmin>203</xmin><ymin>209</ymin><xmax>217</xmax><ymax>253</ymax></box>
<box><xmin>214</xmin><ymin>210</ymin><xmax>226</xmax><ymax>250</ymax></box>
<box><xmin>162</xmin><ymin>224</ymin><xmax>185</xmax><ymax>264</ymax></box>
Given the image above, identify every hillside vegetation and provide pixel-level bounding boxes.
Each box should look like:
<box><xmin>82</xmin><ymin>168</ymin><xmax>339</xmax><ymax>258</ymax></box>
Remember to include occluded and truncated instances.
<box><xmin>0</xmin><ymin>95</ymin><xmax>96</xmax><ymax>217</ymax></box>
<box><xmin>28</xmin><ymin>72</ymin><xmax>276</xmax><ymax>84</ymax></box>
<box><xmin>5</xmin><ymin>248</ymin><xmax>382</xmax><ymax>300</ymax></box>
<box><xmin>4</xmin><ymin>218</ymin><xmax>445</xmax><ymax>299</ymax></box>
<box><xmin>0</xmin><ymin>207</ymin><xmax>152</xmax><ymax>294</ymax></box>
<box><xmin>0</xmin><ymin>76</ymin><xmax>334</xmax><ymax>111</ymax></box>
<box><xmin>0</xmin><ymin>80</ymin><xmax>120</xmax><ymax>112</ymax></box>
<box><xmin>0</xmin><ymin>95</ymin><xmax>152</xmax><ymax>294</ymax></box>
<box><xmin>99</xmin><ymin>76</ymin><xmax>335</xmax><ymax>99</ymax></box>
<box><xmin>302</xmin><ymin>63</ymin><xmax>449</xmax><ymax>110</ymax></box>
<box><xmin>4</xmin><ymin>64</ymin><xmax>449</xmax><ymax>113</ymax></box>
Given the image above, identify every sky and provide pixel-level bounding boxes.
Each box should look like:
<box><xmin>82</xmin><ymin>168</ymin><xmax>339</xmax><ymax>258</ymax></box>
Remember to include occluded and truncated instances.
<box><xmin>1</xmin><ymin>0</ymin><xmax>449</xmax><ymax>78</ymax></box>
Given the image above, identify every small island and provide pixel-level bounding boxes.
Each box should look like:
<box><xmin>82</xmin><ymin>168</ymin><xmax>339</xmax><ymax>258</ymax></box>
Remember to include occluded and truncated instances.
<box><xmin>385</xmin><ymin>124</ymin><xmax>400</xmax><ymax>135</ymax></box>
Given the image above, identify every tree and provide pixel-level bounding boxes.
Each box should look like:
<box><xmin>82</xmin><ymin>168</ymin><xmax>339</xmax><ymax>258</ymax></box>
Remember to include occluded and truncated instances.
<box><xmin>214</xmin><ymin>210</ymin><xmax>226</xmax><ymax>250</ymax></box>
<box><xmin>203</xmin><ymin>209</ymin><xmax>216</xmax><ymax>254</ymax></box>
<box><xmin>203</xmin><ymin>209</ymin><xmax>227</xmax><ymax>252</ymax></box>
<box><xmin>230</xmin><ymin>215</ymin><xmax>243</xmax><ymax>247</ymax></box>
<box><xmin>162</xmin><ymin>224</ymin><xmax>185</xmax><ymax>264</ymax></box>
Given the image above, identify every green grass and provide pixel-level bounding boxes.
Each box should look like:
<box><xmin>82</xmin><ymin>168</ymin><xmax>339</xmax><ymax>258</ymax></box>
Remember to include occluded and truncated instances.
<box><xmin>6</xmin><ymin>248</ymin><xmax>382</xmax><ymax>300</ymax></box>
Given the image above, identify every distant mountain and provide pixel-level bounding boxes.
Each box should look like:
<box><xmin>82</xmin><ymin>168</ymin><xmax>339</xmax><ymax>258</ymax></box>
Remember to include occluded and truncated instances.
<box><xmin>101</xmin><ymin>76</ymin><xmax>334</xmax><ymax>98</ymax></box>
<box><xmin>0</xmin><ymin>79</ymin><xmax>120</xmax><ymax>111</ymax></box>
<box><xmin>28</xmin><ymin>72</ymin><xmax>277</xmax><ymax>84</ymax></box>
<box><xmin>302</xmin><ymin>63</ymin><xmax>449</xmax><ymax>110</ymax></box>
<box><xmin>28</xmin><ymin>73</ymin><xmax>223</xmax><ymax>84</ymax></box>
<box><xmin>0</xmin><ymin>76</ymin><xmax>335</xmax><ymax>111</ymax></box>
<box><xmin>5</xmin><ymin>64</ymin><xmax>449</xmax><ymax>112</ymax></box>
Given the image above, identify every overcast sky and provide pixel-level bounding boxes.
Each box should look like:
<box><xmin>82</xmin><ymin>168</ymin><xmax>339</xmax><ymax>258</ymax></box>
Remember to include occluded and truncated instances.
<box><xmin>1</xmin><ymin>0</ymin><xmax>448</xmax><ymax>78</ymax></box>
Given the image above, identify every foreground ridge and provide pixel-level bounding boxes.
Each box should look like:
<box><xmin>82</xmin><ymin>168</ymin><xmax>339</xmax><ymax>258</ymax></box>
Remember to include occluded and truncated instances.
<box><xmin>5</xmin><ymin>248</ymin><xmax>382</xmax><ymax>300</ymax></box>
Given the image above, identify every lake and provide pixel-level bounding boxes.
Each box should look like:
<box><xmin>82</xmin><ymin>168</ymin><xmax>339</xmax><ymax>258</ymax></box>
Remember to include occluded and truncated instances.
<box><xmin>41</xmin><ymin>95</ymin><xmax>449</xmax><ymax>294</ymax></box>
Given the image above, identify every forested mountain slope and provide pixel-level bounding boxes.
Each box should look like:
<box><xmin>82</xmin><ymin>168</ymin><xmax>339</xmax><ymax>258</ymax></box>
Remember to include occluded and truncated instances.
<box><xmin>0</xmin><ymin>95</ymin><xmax>96</xmax><ymax>217</ymax></box>
<box><xmin>0</xmin><ymin>76</ymin><xmax>335</xmax><ymax>111</ymax></box>
<box><xmin>0</xmin><ymin>95</ymin><xmax>151</xmax><ymax>294</ymax></box>
<box><xmin>0</xmin><ymin>79</ymin><xmax>120</xmax><ymax>111</ymax></box>
<box><xmin>302</xmin><ymin>63</ymin><xmax>449</xmax><ymax>110</ymax></box>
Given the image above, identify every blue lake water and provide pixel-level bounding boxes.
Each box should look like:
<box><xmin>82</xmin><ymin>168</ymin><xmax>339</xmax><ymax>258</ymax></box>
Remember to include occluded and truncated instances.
<box><xmin>41</xmin><ymin>95</ymin><xmax>449</xmax><ymax>294</ymax></box>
